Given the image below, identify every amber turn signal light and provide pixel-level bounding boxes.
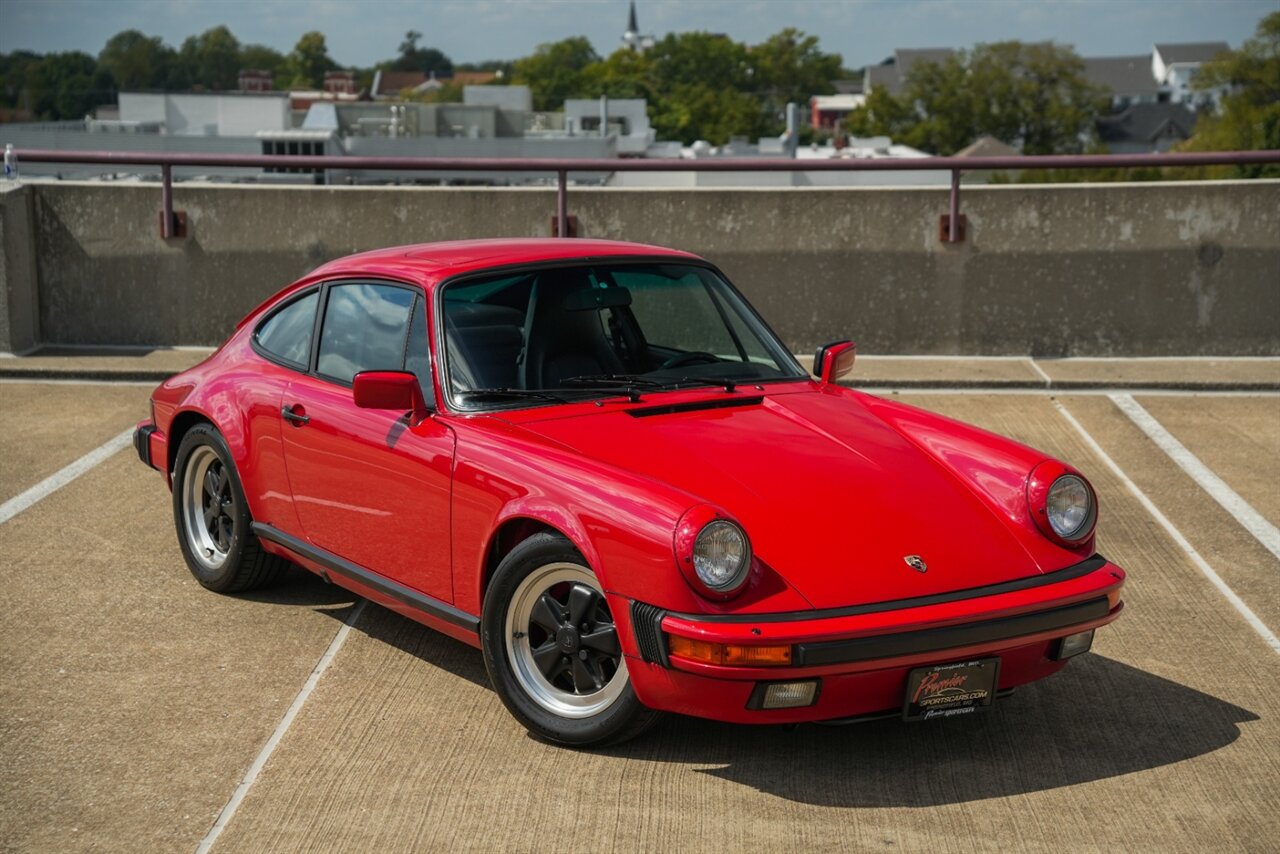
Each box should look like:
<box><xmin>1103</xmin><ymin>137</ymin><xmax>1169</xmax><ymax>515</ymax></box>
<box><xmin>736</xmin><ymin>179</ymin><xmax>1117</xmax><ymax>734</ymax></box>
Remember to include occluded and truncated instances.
<box><xmin>668</xmin><ymin>636</ymin><xmax>792</xmax><ymax>666</ymax></box>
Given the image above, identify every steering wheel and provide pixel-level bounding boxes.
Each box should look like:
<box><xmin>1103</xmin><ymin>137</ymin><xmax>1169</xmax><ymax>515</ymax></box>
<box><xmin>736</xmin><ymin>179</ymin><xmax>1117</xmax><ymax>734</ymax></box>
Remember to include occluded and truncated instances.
<box><xmin>660</xmin><ymin>351</ymin><xmax>720</xmax><ymax>370</ymax></box>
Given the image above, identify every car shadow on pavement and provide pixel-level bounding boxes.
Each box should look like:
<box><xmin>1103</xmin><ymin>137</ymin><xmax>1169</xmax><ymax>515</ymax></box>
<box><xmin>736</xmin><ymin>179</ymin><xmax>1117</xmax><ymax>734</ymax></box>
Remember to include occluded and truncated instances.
<box><xmin>233</xmin><ymin>564</ymin><xmax>358</xmax><ymax>611</ymax></box>
<box><xmin>607</xmin><ymin>654</ymin><xmax>1259</xmax><ymax>807</ymax></box>
<box><xmin>239</xmin><ymin>587</ymin><xmax>1259</xmax><ymax>808</ymax></box>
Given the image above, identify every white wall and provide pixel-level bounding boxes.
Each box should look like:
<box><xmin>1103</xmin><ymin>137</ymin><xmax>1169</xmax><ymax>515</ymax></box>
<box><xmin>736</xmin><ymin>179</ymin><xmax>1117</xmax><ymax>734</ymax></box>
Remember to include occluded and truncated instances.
<box><xmin>118</xmin><ymin>93</ymin><xmax>289</xmax><ymax>136</ymax></box>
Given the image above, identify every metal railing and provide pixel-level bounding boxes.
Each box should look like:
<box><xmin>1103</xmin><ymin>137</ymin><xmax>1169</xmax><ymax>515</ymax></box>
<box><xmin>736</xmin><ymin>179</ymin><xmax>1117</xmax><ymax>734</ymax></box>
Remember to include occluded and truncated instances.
<box><xmin>9</xmin><ymin>147</ymin><xmax>1280</xmax><ymax>240</ymax></box>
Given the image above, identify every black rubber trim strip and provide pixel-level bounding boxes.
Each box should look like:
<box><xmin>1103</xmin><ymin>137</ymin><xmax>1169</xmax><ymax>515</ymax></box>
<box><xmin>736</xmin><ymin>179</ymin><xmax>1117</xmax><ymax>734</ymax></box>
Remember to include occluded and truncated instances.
<box><xmin>793</xmin><ymin>597</ymin><xmax>1110</xmax><ymax>667</ymax></box>
<box><xmin>133</xmin><ymin>424</ymin><xmax>157</xmax><ymax>470</ymax></box>
<box><xmin>668</xmin><ymin>555</ymin><xmax>1110</xmax><ymax>625</ymax></box>
<box><xmin>630</xmin><ymin>600</ymin><xmax>669</xmax><ymax>666</ymax></box>
<box><xmin>252</xmin><ymin>523</ymin><xmax>480</xmax><ymax>635</ymax></box>
<box><xmin>627</xmin><ymin>396</ymin><xmax>764</xmax><ymax>418</ymax></box>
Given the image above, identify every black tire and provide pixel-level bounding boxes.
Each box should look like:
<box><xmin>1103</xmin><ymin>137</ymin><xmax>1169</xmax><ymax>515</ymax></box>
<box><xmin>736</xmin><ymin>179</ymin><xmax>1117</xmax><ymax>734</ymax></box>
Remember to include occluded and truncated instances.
<box><xmin>481</xmin><ymin>532</ymin><xmax>661</xmax><ymax>747</ymax></box>
<box><xmin>171</xmin><ymin>423</ymin><xmax>287</xmax><ymax>593</ymax></box>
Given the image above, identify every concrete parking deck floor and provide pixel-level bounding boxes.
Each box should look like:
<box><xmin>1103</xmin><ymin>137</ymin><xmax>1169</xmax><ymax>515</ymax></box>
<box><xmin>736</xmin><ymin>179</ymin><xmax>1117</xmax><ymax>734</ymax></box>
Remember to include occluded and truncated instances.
<box><xmin>1</xmin><ymin>373</ymin><xmax>1277</xmax><ymax>852</ymax></box>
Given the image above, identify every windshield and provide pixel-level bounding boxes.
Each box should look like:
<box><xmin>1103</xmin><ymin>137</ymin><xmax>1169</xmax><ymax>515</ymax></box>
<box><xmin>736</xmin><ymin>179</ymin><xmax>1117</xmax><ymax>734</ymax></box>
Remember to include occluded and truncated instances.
<box><xmin>440</xmin><ymin>262</ymin><xmax>806</xmax><ymax>409</ymax></box>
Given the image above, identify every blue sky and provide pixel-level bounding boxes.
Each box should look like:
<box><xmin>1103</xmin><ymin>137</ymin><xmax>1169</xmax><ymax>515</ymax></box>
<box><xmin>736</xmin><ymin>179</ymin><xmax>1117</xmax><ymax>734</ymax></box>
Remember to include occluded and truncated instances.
<box><xmin>1</xmin><ymin>0</ymin><xmax>1272</xmax><ymax>68</ymax></box>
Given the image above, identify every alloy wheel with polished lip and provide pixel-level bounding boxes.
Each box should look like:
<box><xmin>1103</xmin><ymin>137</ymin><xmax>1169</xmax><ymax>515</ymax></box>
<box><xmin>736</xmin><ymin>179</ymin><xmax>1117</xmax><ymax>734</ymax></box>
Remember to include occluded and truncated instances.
<box><xmin>505</xmin><ymin>563</ymin><xmax>627</xmax><ymax>718</ymax></box>
<box><xmin>171</xmin><ymin>423</ymin><xmax>287</xmax><ymax>593</ymax></box>
<box><xmin>483</xmin><ymin>533</ymin><xmax>660</xmax><ymax>746</ymax></box>
<box><xmin>182</xmin><ymin>445</ymin><xmax>236</xmax><ymax>570</ymax></box>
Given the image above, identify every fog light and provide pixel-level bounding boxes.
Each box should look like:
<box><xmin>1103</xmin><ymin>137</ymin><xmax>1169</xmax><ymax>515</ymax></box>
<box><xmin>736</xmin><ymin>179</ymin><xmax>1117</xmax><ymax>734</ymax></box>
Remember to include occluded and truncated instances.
<box><xmin>750</xmin><ymin>680</ymin><xmax>820</xmax><ymax>710</ymax></box>
<box><xmin>1053</xmin><ymin>629</ymin><xmax>1094</xmax><ymax>661</ymax></box>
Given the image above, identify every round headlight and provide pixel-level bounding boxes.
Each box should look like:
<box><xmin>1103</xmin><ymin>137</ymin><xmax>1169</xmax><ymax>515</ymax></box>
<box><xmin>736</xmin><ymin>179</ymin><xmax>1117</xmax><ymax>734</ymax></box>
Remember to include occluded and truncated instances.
<box><xmin>692</xmin><ymin>520</ymin><xmax>750</xmax><ymax>592</ymax></box>
<box><xmin>1046</xmin><ymin>474</ymin><xmax>1095</xmax><ymax>540</ymax></box>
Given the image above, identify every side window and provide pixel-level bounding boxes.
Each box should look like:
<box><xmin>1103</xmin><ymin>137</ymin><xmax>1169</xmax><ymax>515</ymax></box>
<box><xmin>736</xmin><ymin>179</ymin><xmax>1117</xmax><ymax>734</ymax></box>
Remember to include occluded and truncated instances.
<box><xmin>316</xmin><ymin>284</ymin><xmax>415</xmax><ymax>384</ymax></box>
<box><xmin>405</xmin><ymin>296</ymin><xmax>431</xmax><ymax>392</ymax></box>
<box><xmin>255</xmin><ymin>290</ymin><xmax>319</xmax><ymax>368</ymax></box>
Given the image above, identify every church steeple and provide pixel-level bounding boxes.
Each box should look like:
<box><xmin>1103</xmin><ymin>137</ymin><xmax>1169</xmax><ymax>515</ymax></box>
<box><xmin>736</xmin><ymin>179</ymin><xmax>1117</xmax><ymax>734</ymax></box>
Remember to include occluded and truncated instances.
<box><xmin>622</xmin><ymin>1</ymin><xmax>652</xmax><ymax>52</ymax></box>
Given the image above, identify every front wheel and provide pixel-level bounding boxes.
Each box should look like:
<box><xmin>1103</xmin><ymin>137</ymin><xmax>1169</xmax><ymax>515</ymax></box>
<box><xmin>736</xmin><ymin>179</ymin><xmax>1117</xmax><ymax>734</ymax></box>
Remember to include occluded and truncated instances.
<box><xmin>481</xmin><ymin>533</ymin><xmax>660</xmax><ymax>747</ymax></box>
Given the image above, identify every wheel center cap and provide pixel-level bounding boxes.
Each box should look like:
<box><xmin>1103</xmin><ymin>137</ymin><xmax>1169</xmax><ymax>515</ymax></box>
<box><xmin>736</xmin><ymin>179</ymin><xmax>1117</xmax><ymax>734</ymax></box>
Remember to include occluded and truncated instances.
<box><xmin>556</xmin><ymin>626</ymin><xmax>579</xmax><ymax>653</ymax></box>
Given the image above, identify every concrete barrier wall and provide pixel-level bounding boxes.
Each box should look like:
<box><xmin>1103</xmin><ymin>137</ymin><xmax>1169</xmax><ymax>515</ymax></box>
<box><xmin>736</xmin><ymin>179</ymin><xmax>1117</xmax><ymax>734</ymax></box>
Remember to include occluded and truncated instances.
<box><xmin>8</xmin><ymin>179</ymin><xmax>1280</xmax><ymax>355</ymax></box>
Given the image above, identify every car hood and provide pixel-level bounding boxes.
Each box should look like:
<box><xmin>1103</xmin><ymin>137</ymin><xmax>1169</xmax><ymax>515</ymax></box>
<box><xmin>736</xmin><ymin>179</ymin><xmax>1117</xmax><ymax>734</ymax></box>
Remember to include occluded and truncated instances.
<box><xmin>512</xmin><ymin>389</ymin><xmax>1049</xmax><ymax>610</ymax></box>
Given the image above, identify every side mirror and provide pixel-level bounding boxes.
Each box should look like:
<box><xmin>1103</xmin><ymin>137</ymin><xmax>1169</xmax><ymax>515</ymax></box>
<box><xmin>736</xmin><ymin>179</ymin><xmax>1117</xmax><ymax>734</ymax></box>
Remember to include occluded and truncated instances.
<box><xmin>813</xmin><ymin>340</ymin><xmax>856</xmax><ymax>385</ymax></box>
<box><xmin>353</xmin><ymin>371</ymin><xmax>433</xmax><ymax>423</ymax></box>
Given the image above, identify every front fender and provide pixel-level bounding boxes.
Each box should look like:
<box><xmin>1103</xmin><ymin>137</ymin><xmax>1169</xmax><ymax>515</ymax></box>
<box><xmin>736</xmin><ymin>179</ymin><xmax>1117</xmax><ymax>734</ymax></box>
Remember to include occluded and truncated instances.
<box><xmin>449</xmin><ymin>416</ymin><xmax>814</xmax><ymax>620</ymax></box>
<box><xmin>449</xmin><ymin>417</ymin><xmax>696</xmax><ymax>617</ymax></box>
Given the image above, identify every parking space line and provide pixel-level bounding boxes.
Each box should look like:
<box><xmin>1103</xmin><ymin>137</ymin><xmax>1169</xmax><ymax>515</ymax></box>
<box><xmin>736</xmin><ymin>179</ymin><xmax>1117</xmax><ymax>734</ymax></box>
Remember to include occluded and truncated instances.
<box><xmin>1026</xmin><ymin>359</ymin><xmax>1052</xmax><ymax>387</ymax></box>
<box><xmin>1052</xmin><ymin>400</ymin><xmax>1280</xmax><ymax>655</ymax></box>
<box><xmin>1109</xmin><ymin>394</ymin><xmax>1280</xmax><ymax>563</ymax></box>
<box><xmin>0</xmin><ymin>378</ymin><xmax>157</xmax><ymax>386</ymax></box>
<box><xmin>196</xmin><ymin>599</ymin><xmax>367</xmax><ymax>854</ymax></box>
<box><xmin>0</xmin><ymin>428</ymin><xmax>134</xmax><ymax>525</ymax></box>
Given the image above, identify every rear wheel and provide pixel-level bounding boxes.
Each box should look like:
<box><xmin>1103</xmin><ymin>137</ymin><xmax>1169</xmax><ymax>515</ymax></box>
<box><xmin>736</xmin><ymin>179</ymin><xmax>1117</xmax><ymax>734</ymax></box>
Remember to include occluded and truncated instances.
<box><xmin>482</xmin><ymin>533</ymin><xmax>660</xmax><ymax>747</ymax></box>
<box><xmin>172</xmin><ymin>423</ymin><xmax>287</xmax><ymax>593</ymax></box>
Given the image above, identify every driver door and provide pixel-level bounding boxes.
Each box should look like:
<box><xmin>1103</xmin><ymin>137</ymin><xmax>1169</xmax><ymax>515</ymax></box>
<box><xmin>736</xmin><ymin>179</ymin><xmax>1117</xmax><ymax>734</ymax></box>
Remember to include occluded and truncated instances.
<box><xmin>280</xmin><ymin>282</ymin><xmax>455</xmax><ymax>603</ymax></box>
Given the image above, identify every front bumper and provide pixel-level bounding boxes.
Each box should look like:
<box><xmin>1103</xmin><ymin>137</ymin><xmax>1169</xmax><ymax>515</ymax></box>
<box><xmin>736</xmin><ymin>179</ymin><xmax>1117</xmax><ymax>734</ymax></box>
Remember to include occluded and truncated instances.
<box><xmin>621</xmin><ymin>556</ymin><xmax>1125</xmax><ymax>724</ymax></box>
<box><xmin>133</xmin><ymin>420</ymin><xmax>168</xmax><ymax>474</ymax></box>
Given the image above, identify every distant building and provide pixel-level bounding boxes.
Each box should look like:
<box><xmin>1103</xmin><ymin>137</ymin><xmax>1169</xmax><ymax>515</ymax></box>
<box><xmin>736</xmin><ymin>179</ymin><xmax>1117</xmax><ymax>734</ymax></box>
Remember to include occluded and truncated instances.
<box><xmin>1096</xmin><ymin>102</ymin><xmax>1197</xmax><ymax>153</ymax></box>
<box><xmin>238</xmin><ymin>70</ymin><xmax>273</xmax><ymax>93</ymax></box>
<box><xmin>863</xmin><ymin>48</ymin><xmax>955</xmax><ymax>96</ymax></box>
<box><xmin>371</xmin><ymin>70</ymin><xmax>431</xmax><ymax>99</ymax></box>
<box><xmin>1153</xmin><ymin>42</ymin><xmax>1230</xmax><ymax>108</ymax></box>
<box><xmin>1083</xmin><ymin>56</ymin><xmax>1161</xmax><ymax>110</ymax></box>
<box><xmin>370</xmin><ymin>69</ymin><xmax>501</xmax><ymax>100</ymax></box>
<box><xmin>954</xmin><ymin>136</ymin><xmax>1020</xmax><ymax>158</ymax></box>
<box><xmin>622</xmin><ymin>1</ymin><xmax>655</xmax><ymax>53</ymax></box>
<box><xmin>563</xmin><ymin>98</ymin><xmax>654</xmax><ymax>155</ymax></box>
<box><xmin>809</xmin><ymin>94</ymin><xmax>865</xmax><ymax>130</ymax></box>
<box><xmin>117</xmin><ymin>91</ymin><xmax>290</xmax><ymax>136</ymax></box>
<box><xmin>323</xmin><ymin>71</ymin><xmax>357</xmax><ymax>95</ymax></box>
<box><xmin>451</xmin><ymin>71</ymin><xmax>500</xmax><ymax>87</ymax></box>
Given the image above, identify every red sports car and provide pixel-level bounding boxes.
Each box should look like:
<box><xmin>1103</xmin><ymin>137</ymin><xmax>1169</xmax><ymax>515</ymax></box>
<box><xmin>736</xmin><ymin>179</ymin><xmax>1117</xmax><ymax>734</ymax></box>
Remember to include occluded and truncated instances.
<box><xmin>135</xmin><ymin>239</ymin><xmax>1125</xmax><ymax>746</ymax></box>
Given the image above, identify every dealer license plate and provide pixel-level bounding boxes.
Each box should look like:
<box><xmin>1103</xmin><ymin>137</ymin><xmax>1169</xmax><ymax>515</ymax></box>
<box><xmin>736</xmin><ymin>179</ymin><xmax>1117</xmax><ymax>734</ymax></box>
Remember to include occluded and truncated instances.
<box><xmin>903</xmin><ymin>658</ymin><xmax>1001</xmax><ymax>722</ymax></box>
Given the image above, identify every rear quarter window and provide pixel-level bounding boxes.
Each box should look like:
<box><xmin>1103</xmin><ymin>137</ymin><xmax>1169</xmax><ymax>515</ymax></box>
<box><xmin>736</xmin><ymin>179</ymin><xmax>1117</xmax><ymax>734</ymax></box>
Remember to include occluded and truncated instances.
<box><xmin>254</xmin><ymin>290</ymin><xmax>319</xmax><ymax>368</ymax></box>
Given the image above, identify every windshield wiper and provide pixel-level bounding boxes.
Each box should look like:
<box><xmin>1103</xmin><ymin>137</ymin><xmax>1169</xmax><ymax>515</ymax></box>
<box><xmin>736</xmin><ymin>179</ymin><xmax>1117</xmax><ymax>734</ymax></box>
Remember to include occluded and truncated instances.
<box><xmin>455</xmin><ymin>388</ymin><xmax>573</xmax><ymax>404</ymax></box>
<box><xmin>563</xmin><ymin>373</ymin><xmax>739</xmax><ymax>393</ymax></box>
<box><xmin>667</xmin><ymin>376</ymin><xmax>738</xmax><ymax>392</ymax></box>
<box><xmin>457</xmin><ymin>385</ymin><xmax>646</xmax><ymax>405</ymax></box>
<box><xmin>560</xmin><ymin>374</ymin><xmax>664</xmax><ymax>389</ymax></box>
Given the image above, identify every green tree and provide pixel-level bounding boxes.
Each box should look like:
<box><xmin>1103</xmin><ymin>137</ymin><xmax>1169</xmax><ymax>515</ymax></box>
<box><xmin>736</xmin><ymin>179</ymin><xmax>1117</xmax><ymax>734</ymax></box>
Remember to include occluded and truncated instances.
<box><xmin>750</xmin><ymin>28</ymin><xmax>842</xmax><ymax>116</ymax></box>
<box><xmin>847</xmin><ymin>41</ymin><xmax>1105</xmax><ymax>155</ymax></box>
<box><xmin>26</xmin><ymin>51</ymin><xmax>114</xmax><ymax>119</ymax></box>
<box><xmin>286</xmin><ymin>31</ymin><xmax>337</xmax><ymax>89</ymax></box>
<box><xmin>511</xmin><ymin>37</ymin><xmax>600</xmax><ymax>110</ymax></box>
<box><xmin>650</xmin><ymin>81</ymin><xmax>769</xmax><ymax>144</ymax></box>
<box><xmin>179</xmin><ymin>25</ymin><xmax>241</xmax><ymax>91</ymax></box>
<box><xmin>0</xmin><ymin>51</ymin><xmax>43</xmax><ymax>111</ymax></box>
<box><xmin>392</xmin><ymin>30</ymin><xmax>453</xmax><ymax>75</ymax></box>
<box><xmin>648</xmin><ymin>32</ymin><xmax>752</xmax><ymax>94</ymax></box>
<box><xmin>578</xmin><ymin>48</ymin><xmax>655</xmax><ymax>101</ymax></box>
<box><xmin>98</xmin><ymin>30</ymin><xmax>183</xmax><ymax>90</ymax></box>
<box><xmin>238</xmin><ymin>44</ymin><xmax>288</xmax><ymax>86</ymax></box>
<box><xmin>1176</xmin><ymin>11</ymin><xmax>1280</xmax><ymax>177</ymax></box>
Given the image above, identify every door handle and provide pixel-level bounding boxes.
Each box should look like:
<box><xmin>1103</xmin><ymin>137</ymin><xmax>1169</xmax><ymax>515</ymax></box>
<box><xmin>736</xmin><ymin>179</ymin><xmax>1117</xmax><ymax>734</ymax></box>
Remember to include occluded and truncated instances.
<box><xmin>281</xmin><ymin>405</ymin><xmax>310</xmax><ymax>425</ymax></box>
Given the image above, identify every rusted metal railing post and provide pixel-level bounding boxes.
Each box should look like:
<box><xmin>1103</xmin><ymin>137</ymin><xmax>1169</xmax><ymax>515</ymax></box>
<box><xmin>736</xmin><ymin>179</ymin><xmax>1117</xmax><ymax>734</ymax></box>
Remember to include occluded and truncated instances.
<box><xmin>949</xmin><ymin>169</ymin><xmax>961</xmax><ymax>243</ymax></box>
<box><xmin>556</xmin><ymin>169</ymin><xmax>568</xmax><ymax>238</ymax></box>
<box><xmin>161</xmin><ymin>164</ymin><xmax>174</xmax><ymax>239</ymax></box>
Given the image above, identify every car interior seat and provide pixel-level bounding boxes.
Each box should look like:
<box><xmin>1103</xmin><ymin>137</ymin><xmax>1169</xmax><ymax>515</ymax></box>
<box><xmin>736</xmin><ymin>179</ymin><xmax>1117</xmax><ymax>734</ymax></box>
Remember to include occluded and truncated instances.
<box><xmin>520</xmin><ymin>269</ymin><xmax>626</xmax><ymax>389</ymax></box>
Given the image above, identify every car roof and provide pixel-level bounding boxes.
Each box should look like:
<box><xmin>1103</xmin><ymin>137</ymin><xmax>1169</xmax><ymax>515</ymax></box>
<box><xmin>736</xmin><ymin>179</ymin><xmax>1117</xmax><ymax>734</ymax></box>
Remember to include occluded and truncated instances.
<box><xmin>302</xmin><ymin>238</ymin><xmax>704</xmax><ymax>290</ymax></box>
